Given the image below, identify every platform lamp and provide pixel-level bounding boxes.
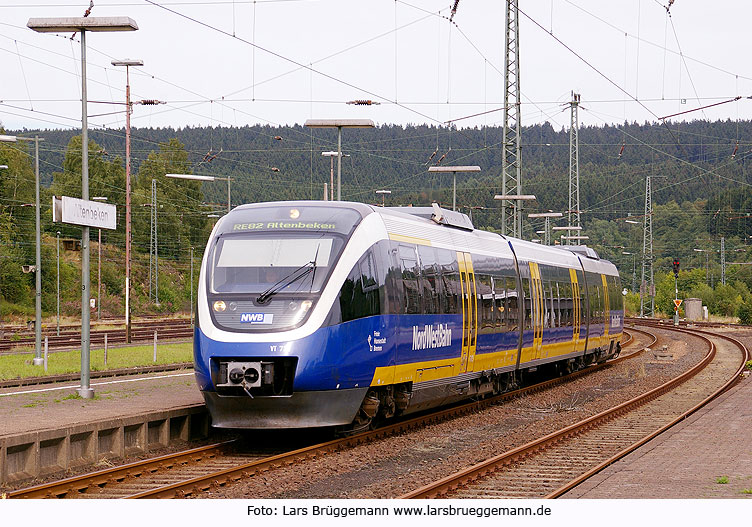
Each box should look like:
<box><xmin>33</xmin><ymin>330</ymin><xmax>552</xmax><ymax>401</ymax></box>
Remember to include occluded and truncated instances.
<box><xmin>494</xmin><ymin>194</ymin><xmax>536</xmax><ymax>239</ymax></box>
<box><xmin>28</xmin><ymin>15</ymin><xmax>139</xmax><ymax>399</ymax></box>
<box><xmin>1</xmin><ymin>134</ymin><xmax>44</xmax><ymax>365</ymax></box>
<box><xmin>321</xmin><ymin>152</ymin><xmax>350</xmax><ymax>201</ymax></box>
<box><xmin>428</xmin><ymin>166</ymin><xmax>481</xmax><ymax>212</ymax></box>
<box><xmin>112</xmin><ymin>58</ymin><xmax>143</xmax><ymax>344</ymax></box>
<box><xmin>0</xmin><ymin>166</ymin><xmax>6</xmax><ymax>336</ymax></box>
<box><xmin>92</xmin><ymin>197</ymin><xmax>108</xmax><ymax>320</ymax></box>
<box><xmin>376</xmin><ymin>189</ymin><xmax>391</xmax><ymax>207</ymax></box>
<box><xmin>305</xmin><ymin>119</ymin><xmax>374</xmax><ymax>201</ymax></box>
<box><xmin>166</xmin><ymin>174</ymin><xmax>232</xmax><ymax>213</ymax></box>
<box><xmin>528</xmin><ymin>212</ymin><xmax>563</xmax><ymax>246</ymax></box>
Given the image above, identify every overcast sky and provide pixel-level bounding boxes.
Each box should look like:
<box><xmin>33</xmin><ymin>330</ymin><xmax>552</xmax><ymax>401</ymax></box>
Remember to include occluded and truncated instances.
<box><xmin>1</xmin><ymin>0</ymin><xmax>751</xmax><ymax>134</ymax></box>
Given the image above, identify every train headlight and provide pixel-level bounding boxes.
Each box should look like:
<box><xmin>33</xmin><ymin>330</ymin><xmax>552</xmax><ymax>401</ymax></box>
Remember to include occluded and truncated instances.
<box><xmin>228</xmin><ymin>301</ymin><xmax>237</xmax><ymax>311</ymax></box>
<box><xmin>292</xmin><ymin>300</ymin><xmax>313</xmax><ymax>324</ymax></box>
<box><xmin>213</xmin><ymin>300</ymin><xmax>227</xmax><ymax>312</ymax></box>
<box><xmin>289</xmin><ymin>208</ymin><xmax>300</xmax><ymax>219</ymax></box>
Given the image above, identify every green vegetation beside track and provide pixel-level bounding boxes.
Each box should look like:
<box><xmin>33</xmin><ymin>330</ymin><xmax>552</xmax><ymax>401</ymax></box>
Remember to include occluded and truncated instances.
<box><xmin>0</xmin><ymin>342</ymin><xmax>192</xmax><ymax>381</ymax></box>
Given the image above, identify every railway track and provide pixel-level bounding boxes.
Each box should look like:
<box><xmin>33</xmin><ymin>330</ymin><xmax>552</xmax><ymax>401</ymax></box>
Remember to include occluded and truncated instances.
<box><xmin>0</xmin><ymin>318</ymin><xmax>193</xmax><ymax>354</ymax></box>
<box><xmin>7</xmin><ymin>329</ymin><xmax>650</xmax><ymax>499</ymax></box>
<box><xmin>400</xmin><ymin>323</ymin><xmax>749</xmax><ymax>499</ymax></box>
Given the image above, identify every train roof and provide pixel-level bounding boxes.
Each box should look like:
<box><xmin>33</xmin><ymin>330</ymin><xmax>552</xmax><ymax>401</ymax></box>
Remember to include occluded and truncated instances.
<box><xmin>226</xmin><ymin>201</ymin><xmax>616</xmax><ymax>274</ymax></box>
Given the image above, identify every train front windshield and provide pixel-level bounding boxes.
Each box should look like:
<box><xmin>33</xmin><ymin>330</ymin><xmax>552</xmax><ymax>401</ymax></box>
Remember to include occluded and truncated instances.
<box><xmin>211</xmin><ymin>236</ymin><xmax>338</xmax><ymax>294</ymax></box>
<box><xmin>206</xmin><ymin>205</ymin><xmax>362</xmax><ymax>332</ymax></box>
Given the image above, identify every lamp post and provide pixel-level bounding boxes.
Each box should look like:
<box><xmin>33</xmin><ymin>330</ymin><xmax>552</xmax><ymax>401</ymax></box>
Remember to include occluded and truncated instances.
<box><xmin>190</xmin><ymin>246</ymin><xmax>195</xmax><ymax>328</ymax></box>
<box><xmin>112</xmin><ymin>58</ymin><xmax>142</xmax><ymax>343</ymax></box>
<box><xmin>321</xmin><ymin>152</ymin><xmax>349</xmax><ymax>201</ymax></box>
<box><xmin>428</xmin><ymin>166</ymin><xmax>481</xmax><ymax>211</ymax></box>
<box><xmin>28</xmin><ymin>15</ymin><xmax>139</xmax><ymax>399</ymax></box>
<box><xmin>622</xmin><ymin>251</ymin><xmax>637</xmax><ymax>293</ymax></box>
<box><xmin>528</xmin><ymin>212</ymin><xmax>563</xmax><ymax>245</ymax></box>
<box><xmin>0</xmin><ymin>165</ymin><xmax>8</xmax><ymax>337</ymax></box>
<box><xmin>375</xmin><ymin>189</ymin><xmax>391</xmax><ymax>207</ymax></box>
<box><xmin>305</xmin><ymin>119</ymin><xmax>375</xmax><ymax>201</ymax></box>
<box><xmin>694</xmin><ymin>248</ymin><xmax>711</xmax><ymax>285</ymax></box>
<box><xmin>1</xmin><ymin>134</ymin><xmax>45</xmax><ymax>365</ymax></box>
<box><xmin>165</xmin><ymin>174</ymin><xmax>232</xmax><ymax>213</ymax></box>
<box><xmin>553</xmin><ymin>226</ymin><xmax>588</xmax><ymax>245</ymax></box>
<box><xmin>494</xmin><ymin>194</ymin><xmax>536</xmax><ymax>238</ymax></box>
<box><xmin>92</xmin><ymin>197</ymin><xmax>107</xmax><ymax>320</ymax></box>
<box><xmin>56</xmin><ymin>231</ymin><xmax>61</xmax><ymax>336</ymax></box>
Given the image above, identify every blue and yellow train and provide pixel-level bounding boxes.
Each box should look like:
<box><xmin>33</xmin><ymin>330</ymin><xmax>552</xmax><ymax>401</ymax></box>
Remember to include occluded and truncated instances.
<box><xmin>194</xmin><ymin>201</ymin><xmax>623</xmax><ymax>431</ymax></box>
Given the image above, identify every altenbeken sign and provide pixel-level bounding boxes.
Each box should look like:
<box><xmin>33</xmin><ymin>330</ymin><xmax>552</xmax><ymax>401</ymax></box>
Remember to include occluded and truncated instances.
<box><xmin>52</xmin><ymin>196</ymin><xmax>117</xmax><ymax>230</ymax></box>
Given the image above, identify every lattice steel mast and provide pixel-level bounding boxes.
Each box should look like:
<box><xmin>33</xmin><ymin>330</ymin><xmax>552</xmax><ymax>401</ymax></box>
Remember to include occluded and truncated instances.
<box><xmin>501</xmin><ymin>0</ymin><xmax>522</xmax><ymax>238</ymax></box>
<box><xmin>640</xmin><ymin>175</ymin><xmax>654</xmax><ymax>317</ymax></box>
<box><xmin>721</xmin><ymin>236</ymin><xmax>726</xmax><ymax>285</ymax></box>
<box><xmin>149</xmin><ymin>178</ymin><xmax>159</xmax><ymax>304</ymax></box>
<box><xmin>568</xmin><ymin>92</ymin><xmax>581</xmax><ymax>244</ymax></box>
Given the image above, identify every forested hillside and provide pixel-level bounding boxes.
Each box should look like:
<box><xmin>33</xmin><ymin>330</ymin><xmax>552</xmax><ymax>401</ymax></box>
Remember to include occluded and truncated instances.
<box><xmin>2</xmin><ymin>119</ymin><xmax>752</xmax><ymax>320</ymax></box>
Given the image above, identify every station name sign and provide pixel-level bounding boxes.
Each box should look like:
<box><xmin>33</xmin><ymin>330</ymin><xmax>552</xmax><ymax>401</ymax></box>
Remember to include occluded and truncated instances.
<box><xmin>52</xmin><ymin>196</ymin><xmax>117</xmax><ymax>230</ymax></box>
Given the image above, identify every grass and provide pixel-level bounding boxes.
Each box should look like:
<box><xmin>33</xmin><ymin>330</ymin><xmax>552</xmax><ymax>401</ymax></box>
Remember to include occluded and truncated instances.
<box><xmin>0</xmin><ymin>342</ymin><xmax>193</xmax><ymax>381</ymax></box>
<box><xmin>746</xmin><ymin>360</ymin><xmax>752</xmax><ymax>371</ymax></box>
<box><xmin>716</xmin><ymin>476</ymin><xmax>729</xmax><ymax>484</ymax></box>
<box><xmin>741</xmin><ymin>489</ymin><xmax>752</xmax><ymax>495</ymax></box>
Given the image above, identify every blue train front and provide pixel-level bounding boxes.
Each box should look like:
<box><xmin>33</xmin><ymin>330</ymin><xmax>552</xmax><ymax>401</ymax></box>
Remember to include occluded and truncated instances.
<box><xmin>194</xmin><ymin>201</ymin><xmax>623</xmax><ymax>431</ymax></box>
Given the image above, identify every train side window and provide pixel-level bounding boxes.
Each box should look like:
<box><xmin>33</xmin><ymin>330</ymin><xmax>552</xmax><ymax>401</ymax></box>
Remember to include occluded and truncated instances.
<box><xmin>559</xmin><ymin>281</ymin><xmax>569</xmax><ymax>327</ymax></box>
<box><xmin>384</xmin><ymin>244</ymin><xmax>403</xmax><ymax>315</ymax></box>
<box><xmin>360</xmin><ymin>251</ymin><xmax>378</xmax><ymax>292</ymax></box>
<box><xmin>610</xmin><ymin>275</ymin><xmax>621</xmax><ymax>311</ymax></box>
<box><xmin>437</xmin><ymin>249</ymin><xmax>460</xmax><ymax>315</ymax></box>
<box><xmin>547</xmin><ymin>281</ymin><xmax>556</xmax><ymax>328</ymax></box>
<box><xmin>493</xmin><ymin>277</ymin><xmax>506</xmax><ymax>331</ymax></box>
<box><xmin>340</xmin><ymin>253</ymin><xmax>380</xmax><ymax>323</ymax></box>
<box><xmin>541</xmin><ymin>280</ymin><xmax>550</xmax><ymax>329</ymax></box>
<box><xmin>418</xmin><ymin>245</ymin><xmax>441</xmax><ymax>315</ymax></box>
<box><xmin>522</xmin><ymin>278</ymin><xmax>532</xmax><ymax>331</ymax></box>
<box><xmin>505</xmin><ymin>276</ymin><xmax>519</xmax><ymax>331</ymax></box>
<box><xmin>555</xmin><ymin>282</ymin><xmax>562</xmax><ymax>328</ymax></box>
<box><xmin>398</xmin><ymin>245</ymin><xmax>421</xmax><ymax>314</ymax></box>
<box><xmin>476</xmin><ymin>274</ymin><xmax>494</xmax><ymax>334</ymax></box>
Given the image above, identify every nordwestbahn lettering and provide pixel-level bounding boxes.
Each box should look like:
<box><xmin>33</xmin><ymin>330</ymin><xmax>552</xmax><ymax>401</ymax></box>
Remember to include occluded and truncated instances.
<box><xmin>412</xmin><ymin>324</ymin><xmax>452</xmax><ymax>351</ymax></box>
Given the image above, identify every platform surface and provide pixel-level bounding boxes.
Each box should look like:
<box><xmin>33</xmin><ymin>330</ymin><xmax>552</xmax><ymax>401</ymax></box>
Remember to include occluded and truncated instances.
<box><xmin>0</xmin><ymin>370</ymin><xmax>203</xmax><ymax>439</ymax></box>
<box><xmin>565</xmin><ymin>371</ymin><xmax>752</xmax><ymax>499</ymax></box>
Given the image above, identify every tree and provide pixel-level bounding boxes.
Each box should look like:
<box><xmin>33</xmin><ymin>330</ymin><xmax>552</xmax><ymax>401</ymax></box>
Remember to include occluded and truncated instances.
<box><xmin>0</xmin><ymin>133</ymin><xmax>36</xmax><ymax>307</ymax></box>
<box><xmin>133</xmin><ymin>138</ymin><xmax>208</xmax><ymax>261</ymax></box>
<box><xmin>51</xmin><ymin>135</ymin><xmax>125</xmax><ymax>240</ymax></box>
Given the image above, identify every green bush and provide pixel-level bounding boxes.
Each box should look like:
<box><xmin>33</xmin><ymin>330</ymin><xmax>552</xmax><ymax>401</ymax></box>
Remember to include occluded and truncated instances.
<box><xmin>738</xmin><ymin>300</ymin><xmax>752</xmax><ymax>325</ymax></box>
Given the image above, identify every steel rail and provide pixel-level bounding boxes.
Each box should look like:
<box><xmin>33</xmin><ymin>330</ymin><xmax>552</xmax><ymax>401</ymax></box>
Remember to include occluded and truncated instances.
<box><xmin>545</xmin><ymin>326</ymin><xmax>749</xmax><ymax>498</ymax></box>
<box><xmin>6</xmin><ymin>441</ymin><xmax>236</xmax><ymax>499</ymax></box>
<box><xmin>127</xmin><ymin>329</ymin><xmax>653</xmax><ymax>499</ymax></box>
<box><xmin>400</xmin><ymin>324</ymin><xmax>743</xmax><ymax>499</ymax></box>
<box><xmin>9</xmin><ymin>329</ymin><xmax>653</xmax><ymax>499</ymax></box>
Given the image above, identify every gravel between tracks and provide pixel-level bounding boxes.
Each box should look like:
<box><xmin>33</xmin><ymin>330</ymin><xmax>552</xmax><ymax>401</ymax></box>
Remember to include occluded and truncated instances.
<box><xmin>203</xmin><ymin>328</ymin><xmax>706</xmax><ymax>499</ymax></box>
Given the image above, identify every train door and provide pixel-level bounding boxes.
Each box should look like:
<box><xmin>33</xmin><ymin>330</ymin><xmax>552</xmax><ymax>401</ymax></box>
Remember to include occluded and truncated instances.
<box><xmin>601</xmin><ymin>274</ymin><xmax>610</xmax><ymax>348</ymax></box>
<box><xmin>529</xmin><ymin>262</ymin><xmax>543</xmax><ymax>361</ymax></box>
<box><xmin>569</xmin><ymin>268</ymin><xmax>583</xmax><ymax>353</ymax></box>
<box><xmin>457</xmin><ymin>252</ymin><xmax>478</xmax><ymax>373</ymax></box>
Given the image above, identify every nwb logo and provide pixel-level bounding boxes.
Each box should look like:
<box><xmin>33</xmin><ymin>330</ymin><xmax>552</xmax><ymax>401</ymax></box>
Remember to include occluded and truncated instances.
<box><xmin>240</xmin><ymin>313</ymin><xmax>273</xmax><ymax>324</ymax></box>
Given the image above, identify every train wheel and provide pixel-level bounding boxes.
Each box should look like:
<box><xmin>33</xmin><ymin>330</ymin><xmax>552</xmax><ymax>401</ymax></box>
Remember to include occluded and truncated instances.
<box><xmin>335</xmin><ymin>390</ymin><xmax>380</xmax><ymax>436</ymax></box>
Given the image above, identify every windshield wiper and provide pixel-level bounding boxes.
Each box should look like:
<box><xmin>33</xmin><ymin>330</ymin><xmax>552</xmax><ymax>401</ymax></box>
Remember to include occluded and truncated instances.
<box><xmin>257</xmin><ymin>261</ymin><xmax>315</xmax><ymax>304</ymax></box>
<box><xmin>309</xmin><ymin>243</ymin><xmax>321</xmax><ymax>294</ymax></box>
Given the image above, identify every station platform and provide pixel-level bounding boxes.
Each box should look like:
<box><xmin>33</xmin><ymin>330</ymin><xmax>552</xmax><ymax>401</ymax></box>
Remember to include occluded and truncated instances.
<box><xmin>0</xmin><ymin>369</ymin><xmax>207</xmax><ymax>487</ymax></box>
<box><xmin>565</xmin><ymin>371</ymin><xmax>752</xmax><ymax>498</ymax></box>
